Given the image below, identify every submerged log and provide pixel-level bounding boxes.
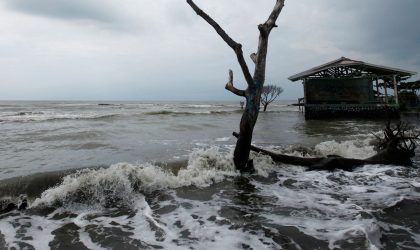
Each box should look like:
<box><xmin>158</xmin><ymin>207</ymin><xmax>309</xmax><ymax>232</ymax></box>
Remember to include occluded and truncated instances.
<box><xmin>233</xmin><ymin>122</ymin><xmax>419</xmax><ymax>171</ymax></box>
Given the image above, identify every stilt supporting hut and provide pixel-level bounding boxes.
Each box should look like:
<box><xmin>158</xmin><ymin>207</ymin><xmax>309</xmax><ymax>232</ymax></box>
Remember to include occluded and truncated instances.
<box><xmin>288</xmin><ymin>57</ymin><xmax>417</xmax><ymax>120</ymax></box>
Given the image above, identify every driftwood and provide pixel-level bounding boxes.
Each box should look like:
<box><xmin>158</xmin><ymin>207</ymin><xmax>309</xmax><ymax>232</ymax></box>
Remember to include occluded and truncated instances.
<box><xmin>233</xmin><ymin>122</ymin><xmax>419</xmax><ymax>171</ymax></box>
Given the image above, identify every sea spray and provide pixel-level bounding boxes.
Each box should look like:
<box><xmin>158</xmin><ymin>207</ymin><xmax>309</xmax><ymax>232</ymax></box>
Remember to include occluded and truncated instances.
<box><xmin>30</xmin><ymin>134</ymin><xmax>388</xmax><ymax>209</ymax></box>
<box><xmin>314</xmin><ymin>136</ymin><xmax>377</xmax><ymax>159</ymax></box>
<box><xmin>1</xmin><ymin>145</ymin><xmax>420</xmax><ymax>249</ymax></box>
<box><xmin>31</xmin><ymin>147</ymin><xmax>238</xmax><ymax>209</ymax></box>
<box><xmin>1</xmin><ymin>129</ymin><xmax>420</xmax><ymax>249</ymax></box>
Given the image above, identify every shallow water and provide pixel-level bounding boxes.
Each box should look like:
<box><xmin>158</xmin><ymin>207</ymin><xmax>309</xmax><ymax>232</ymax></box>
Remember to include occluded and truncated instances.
<box><xmin>0</xmin><ymin>101</ymin><xmax>419</xmax><ymax>249</ymax></box>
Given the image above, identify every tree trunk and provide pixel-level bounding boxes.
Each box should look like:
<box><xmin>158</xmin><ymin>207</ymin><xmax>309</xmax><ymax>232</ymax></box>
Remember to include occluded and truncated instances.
<box><xmin>263</xmin><ymin>103</ymin><xmax>268</xmax><ymax>112</ymax></box>
<box><xmin>187</xmin><ymin>0</ymin><xmax>285</xmax><ymax>171</ymax></box>
<box><xmin>234</xmin><ymin>87</ymin><xmax>261</xmax><ymax>172</ymax></box>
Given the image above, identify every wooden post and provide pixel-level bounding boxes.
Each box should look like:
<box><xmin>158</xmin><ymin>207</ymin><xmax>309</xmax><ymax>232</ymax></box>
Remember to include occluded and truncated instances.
<box><xmin>297</xmin><ymin>98</ymin><xmax>301</xmax><ymax>112</ymax></box>
<box><xmin>303</xmin><ymin>78</ymin><xmax>307</xmax><ymax>112</ymax></box>
<box><xmin>375</xmin><ymin>78</ymin><xmax>379</xmax><ymax>101</ymax></box>
<box><xmin>384</xmin><ymin>79</ymin><xmax>389</xmax><ymax>104</ymax></box>
<box><xmin>393</xmin><ymin>75</ymin><xmax>399</xmax><ymax>105</ymax></box>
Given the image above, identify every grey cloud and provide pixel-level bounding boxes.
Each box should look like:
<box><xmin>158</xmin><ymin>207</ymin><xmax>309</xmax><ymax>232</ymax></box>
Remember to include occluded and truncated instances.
<box><xmin>361</xmin><ymin>1</ymin><xmax>420</xmax><ymax>62</ymax></box>
<box><xmin>321</xmin><ymin>0</ymin><xmax>420</xmax><ymax>66</ymax></box>
<box><xmin>5</xmin><ymin>0</ymin><xmax>118</xmax><ymax>23</ymax></box>
<box><xmin>0</xmin><ymin>0</ymin><xmax>418</xmax><ymax>101</ymax></box>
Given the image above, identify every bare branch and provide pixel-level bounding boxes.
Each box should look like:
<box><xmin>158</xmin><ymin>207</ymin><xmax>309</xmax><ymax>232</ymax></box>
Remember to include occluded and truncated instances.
<box><xmin>186</xmin><ymin>0</ymin><xmax>254</xmax><ymax>87</ymax></box>
<box><xmin>250</xmin><ymin>53</ymin><xmax>257</xmax><ymax>64</ymax></box>
<box><xmin>225</xmin><ymin>70</ymin><xmax>246</xmax><ymax>97</ymax></box>
<box><xmin>254</xmin><ymin>0</ymin><xmax>285</xmax><ymax>83</ymax></box>
<box><xmin>263</xmin><ymin>0</ymin><xmax>285</xmax><ymax>33</ymax></box>
<box><xmin>374</xmin><ymin>122</ymin><xmax>419</xmax><ymax>152</ymax></box>
<box><xmin>261</xmin><ymin>85</ymin><xmax>283</xmax><ymax>106</ymax></box>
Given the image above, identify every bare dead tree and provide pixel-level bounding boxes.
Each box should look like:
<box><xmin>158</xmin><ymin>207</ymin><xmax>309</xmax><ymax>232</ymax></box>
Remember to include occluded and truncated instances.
<box><xmin>186</xmin><ymin>0</ymin><xmax>286</xmax><ymax>172</ymax></box>
<box><xmin>261</xmin><ymin>85</ymin><xmax>283</xmax><ymax>111</ymax></box>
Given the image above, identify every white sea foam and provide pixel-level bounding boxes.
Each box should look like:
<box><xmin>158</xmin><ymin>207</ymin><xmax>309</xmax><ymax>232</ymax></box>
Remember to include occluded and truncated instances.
<box><xmin>0</xmin><ymin>111</ymin><xmax>117</xmax><ymax>122</ymax></box>
<box><xmin>253</xmin><ymin>163</ymin><xmax>420</xmax><ymax>249</ymax></box>
<box><xmin>411</xmin><ymin>179</ymin><xmax>420</xmax><ymax>188</ymax></box>
<box><xmin>255</xmin><ymin>134</ymin><xmax>378</xmax><ymax>160</ymax></box>
<box><xmin>2</xmin><ymin>141</ymin><xmax>420</xmax><ymax>249</ymax></box>
<box><xmin>15</xmin><ymin>135</ymin><xmax>412</xmax><ymax>211</ymax></box>
<box><xmin>31</xmin><ymin>147</ymin><xmax>238</xmax><ymax>208</ymax></box>
<box><xmin>314</xmin><ymin>137</ymin><xmax>376</xmax><ymax>159</ymax></box>
<box><xmin>183</xmin><ymin>104</ymin><xmax>214</xmax><ymax>108</ymax></box>
<box><xmin>215</xmin><ymin>137</ymin><xmax>230</xmax><ymax>142</ymax></box>
<box><xmin>0</xmin><ymin>213</ymin><xmax>58</xmax><ymax>250</ymax></box>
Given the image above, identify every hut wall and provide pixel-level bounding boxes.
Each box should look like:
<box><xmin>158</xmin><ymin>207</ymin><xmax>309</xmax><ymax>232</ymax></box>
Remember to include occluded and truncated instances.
<box><xmin>306</xmin><ymin>78</ymin><xmax>373</xmax><ymax>104</ymax></box>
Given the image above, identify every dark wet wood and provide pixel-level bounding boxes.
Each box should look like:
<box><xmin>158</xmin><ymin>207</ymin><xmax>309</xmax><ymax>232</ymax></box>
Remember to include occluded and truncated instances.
<box><xmin>233</xmin><ymin>122</ymin><xmax>419</xmax><ymax>171</ymax></box>
<box><xmin>187</xmin><ymin>0</ymin><xmax>285</xmax><ymax>171</ymax></box>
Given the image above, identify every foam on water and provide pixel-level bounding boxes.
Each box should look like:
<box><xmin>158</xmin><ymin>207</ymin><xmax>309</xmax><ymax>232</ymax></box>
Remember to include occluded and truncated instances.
<box><xmin>215</xmin><ymin>137</ymin><xmax>230</xmax><ymax>142</ymax></box>
<box><xmin>314</xmin><ymin>135</ymin><xmax>377</xmax><ymax>159</ymax></box>
<box><xmin>0</xmin><ymin>212</ymin><xmax>58</xmax><ymax>249</ymax></box>
<box><xmin>31</xmin><ymin>147</ymin><xmax>238</xmax><ymax>209</ymax></box>
<box><xmin>0</xmin><ymin>111</ymin><xmax>118</xmax><ymax>123</ymax></box>
<box><xmin>255</xmin><ymin>163</ymin><xmax>420</xmax><ymax>248</ymax></box>
<box><xmin>1</xmin><ymin>136</ymin><xmax>420</xmax><ymax>249</ymax></box>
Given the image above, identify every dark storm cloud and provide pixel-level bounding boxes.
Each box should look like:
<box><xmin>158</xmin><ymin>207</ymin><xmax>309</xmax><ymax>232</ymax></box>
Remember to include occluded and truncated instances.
<box><xmin>361</xmin><ymin>1</ymin><xmax>420</xmax><ymax>61</ymax></box>
<box><xmin>325</xmin><ymin>0</ymin><xmax>420</xmax><ymax>66</ymax></box>
<box><xmin>5</xmin><ymin>0</ymin><xmax>117</xmax><ymax>23</ymax></box>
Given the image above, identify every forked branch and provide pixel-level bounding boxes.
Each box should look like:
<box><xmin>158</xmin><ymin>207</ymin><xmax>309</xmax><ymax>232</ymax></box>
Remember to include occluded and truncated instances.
<box><xmin>250</xmin><ymin>53</ymin><xmax>257</xmax><ymax>64</ymax></box>
<box><xmin>254</xmin><ymin>0</ymin><xmax>285</xmax><ymax>82</ymax></box>
<box><xmin>262</xmin><ymin>0</ymin><xmax>285</xmax><ymax>33</ymax></box>
<box><xmin>186</xmin><ymin>0</ymin><xmax>254</xmax><ymax>87</ymax></box>
<box><xmin>225</xmin><ymin>70</ymin><xmax>246</xmax><ymax>97</ymax></box>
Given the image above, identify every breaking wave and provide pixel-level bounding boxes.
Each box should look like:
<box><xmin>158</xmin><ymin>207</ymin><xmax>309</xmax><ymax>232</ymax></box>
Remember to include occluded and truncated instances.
<box><xmin>314</xmin><ymin>137</ymin><xmax>377</xmax><ymax>159</ymax></box>
<box><xmin>31</xmin><ymin>147</ymin><xmax>238</xmax><ymax>209</ymax></box>
<box><xmin>144</xmin><ymin>110</ymin><xmax>232</xmax><ymax>116</ymax></box>
<box><xmin>1</xmin><ymin>136</ymin><xmax>420</xmax><ymax>249</ymax></box>
<box><xmin>0</xmin><ymin>112</ymin><xmax>119</xmax><ymax>123</ymax></box>
<box><xmin>6</xmin><ymin>135</ymin><xmax>390</xmax><ymax>210</ymax></box>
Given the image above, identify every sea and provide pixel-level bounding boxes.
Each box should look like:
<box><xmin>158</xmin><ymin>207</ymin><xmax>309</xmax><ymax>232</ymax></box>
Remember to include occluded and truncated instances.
<box><xmin>0</xmin><ymin>100</ymin><xmax>419</xmax><ymax>250</ymax></box>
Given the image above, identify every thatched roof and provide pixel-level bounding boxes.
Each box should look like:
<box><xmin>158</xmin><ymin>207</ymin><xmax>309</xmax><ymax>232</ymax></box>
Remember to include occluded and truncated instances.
<box><xmin>288</xmin><ymin>57</ymin><xmax>417</xmax><ymax>82</ymax></box>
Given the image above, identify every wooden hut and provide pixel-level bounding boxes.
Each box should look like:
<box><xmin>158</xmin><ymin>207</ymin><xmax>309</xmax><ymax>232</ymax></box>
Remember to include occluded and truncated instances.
<box><xmin>288</xmin><ymin>57</ymin><xmax>417</xmax><ymax>119</ymax></box>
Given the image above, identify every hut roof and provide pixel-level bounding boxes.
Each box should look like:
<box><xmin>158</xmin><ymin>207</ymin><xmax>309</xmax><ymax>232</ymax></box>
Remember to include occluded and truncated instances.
<box><xmin>288</xmin><ymin>57</ymin><xmax>417</xmax><ymax>82</ymax></box>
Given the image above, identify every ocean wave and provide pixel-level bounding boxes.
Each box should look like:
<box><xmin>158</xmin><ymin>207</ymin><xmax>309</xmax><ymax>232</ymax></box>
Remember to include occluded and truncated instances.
<box><xmin>181</xmin><ymin>104</ymin><xmax>215</xmax><ymax>108</ymax></box>
<box><xmin>16</xmin><ymin>111</ymin><xmax>45</xmax><ymax>116</ymax></box>
<box><xmin>261</xmin><ymin>135</ymin><xmax>378</xmax><ymax>160</ymax></box>
<box><xmin>1</xmin><ymin>144</ymin><xmax>420</xmax><ymax>249</ymax></box>
<box><xmin>31</xmin><ymin>147</ymin><xmax>238</xmax><ymax>209</ymax></box>
<box><xmin>0</xmin><ymin>113</ymin><xmax>119</xmax><ymax>123</ymax></box>
<box><xmin>23</xmin><ymin>136</ymin><xmax>382</xmax><ymax>209</ymax></box>
<box><xmin>314</xmin><ymin>137</ymin><xmax>377</xmax><ymax>159</ymax></box>
<box><xmin>144</xmin><ymin>110</ymin><xmax>231</xmax><ymax>116</ymax></box>
<box><xmin>25</xmin><ymin>147</ymin><xmax>280</xmax><ymax>209</ymax></box>
<box><xmin>215</xmin><ymin>137</ymin><xmax>230</xmax><ymax>142</ymax></box>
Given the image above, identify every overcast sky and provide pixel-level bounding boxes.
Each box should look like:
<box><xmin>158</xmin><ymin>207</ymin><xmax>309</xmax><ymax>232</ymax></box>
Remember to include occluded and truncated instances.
<box><xmin>0</xmin><ymin>0</ymin><xmax>419</xmax><ymax>101</ymax></box>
